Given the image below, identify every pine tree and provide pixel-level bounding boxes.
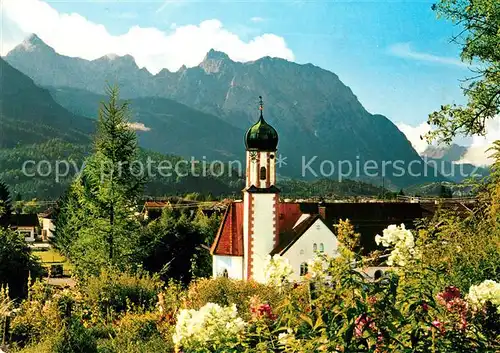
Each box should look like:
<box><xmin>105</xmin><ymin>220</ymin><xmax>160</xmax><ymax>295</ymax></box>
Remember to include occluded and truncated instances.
<box><xmin>54</xmin><ymin>86</ymin><xmax>144</xmax><ymax>277</ymax></box>
<box><xmin>0</xmin><ymin>181</ymin><xmax>12</xmax><ymax>227</ymax></box>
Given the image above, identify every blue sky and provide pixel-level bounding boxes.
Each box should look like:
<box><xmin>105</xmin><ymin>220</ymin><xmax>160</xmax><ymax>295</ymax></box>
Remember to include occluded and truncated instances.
<box><xmin>2</xmin><ymin>0</ymin><xmax>474</xmax><ymax>147</ymax></box>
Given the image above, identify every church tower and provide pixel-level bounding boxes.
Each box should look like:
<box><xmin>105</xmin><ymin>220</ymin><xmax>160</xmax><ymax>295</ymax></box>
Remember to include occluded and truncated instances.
<box><xmin>243</xmin><ymin>97</ymin><xmax>280</xmax><ymax>281</ymax></box>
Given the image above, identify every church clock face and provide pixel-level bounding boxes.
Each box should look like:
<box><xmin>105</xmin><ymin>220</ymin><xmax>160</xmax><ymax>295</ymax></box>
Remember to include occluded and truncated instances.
<box><xmin>249</xmin><ymin>151</ymin><xmax>258</xmax><ymax>162</ymax></box>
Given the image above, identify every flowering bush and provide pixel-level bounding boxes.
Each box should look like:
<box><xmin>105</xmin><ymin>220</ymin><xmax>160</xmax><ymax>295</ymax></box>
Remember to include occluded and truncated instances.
<box><xmin>172</xmin><ymin>302</ymin><xmax>246</xmax><ymax>352</ymax></box>
<box><xmin>436</xmin><ymin>286</ymin><xmax>469</xmax><ymax>330</ymax></box>
<box><xmin>263</xmin><ymin>254</ymin><xmax>294</xmax><ymax>287</ymax></box>
<box><xmin>375</xmin><ymin>223</ymin><xmax>419</xmax><ymax>266</ymax></box>
<box><xmin>307</xmin><ymin>254</ymin><xmax>329</xmax><ymax>280</ymax></box>
<box><xmin>467</xmin><ymin>279</ymin><xmax>500</xmax><ymax>312</ymax></box>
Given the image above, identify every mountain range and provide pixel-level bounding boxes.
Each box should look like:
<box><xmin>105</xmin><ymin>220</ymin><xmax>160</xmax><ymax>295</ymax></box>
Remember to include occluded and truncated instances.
<box><xmin>3</xmin><ymin>34</ymin><xmax>448</xmax><ymax>188</ymax></box>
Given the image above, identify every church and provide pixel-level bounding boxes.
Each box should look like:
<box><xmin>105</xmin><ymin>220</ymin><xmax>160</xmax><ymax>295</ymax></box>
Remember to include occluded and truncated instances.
<box><xmin>210</xmin><ymin>98</ymin><xmax>340</xmax><ymax>282</ymax></box>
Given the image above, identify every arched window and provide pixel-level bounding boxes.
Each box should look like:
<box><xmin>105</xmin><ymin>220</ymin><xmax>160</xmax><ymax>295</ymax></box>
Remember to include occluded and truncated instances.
<box><xmin>300</xmin><ymin>262</ymin><xmax>308</xmax><ymax>276</ymax></box>
<box><xmin>313</xmin><ymin>243</ymin><xmax>317</xmax><ymax>252</ymax></box>
<box><xmin>300</xmin><ymin>249</ymin><xmax>304</xmax><ymax>255</ymax></box>
<box><xmin>319</xmin><ymin>243</ymin><xmax>324</xmax><ymax>253</ymax></box>
<box><xmin>221</xmin><ymin>269</ymin><xmax>229</xmax><ymax>278</ymax></box>
<box><xmin>260</xmin><ymin>166</ymin><xmax>267</xmax><ymax>180</ymax></box>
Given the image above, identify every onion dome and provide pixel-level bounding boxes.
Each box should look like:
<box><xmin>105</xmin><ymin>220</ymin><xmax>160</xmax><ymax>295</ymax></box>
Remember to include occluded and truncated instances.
<box><xmin>245</xmin><ymin>96</ymin><xmax>279</xmax><ymax>151</ymax></box>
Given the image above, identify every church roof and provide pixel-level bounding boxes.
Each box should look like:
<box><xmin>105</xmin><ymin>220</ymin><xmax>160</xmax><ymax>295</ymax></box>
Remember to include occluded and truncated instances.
<box><xmin>245</xmin><ymin>97</ymin><xmax>278</xmax><ymax>151</ymax></box>
<box><xmin>210</xmin><ymin>200</ymin><xmax>476</xmax><ymax>257</ymax></box>
<box><xmin>210</xmin><ymin>201</ymin><xmax>244</xmax><ymax>256</ymax></box>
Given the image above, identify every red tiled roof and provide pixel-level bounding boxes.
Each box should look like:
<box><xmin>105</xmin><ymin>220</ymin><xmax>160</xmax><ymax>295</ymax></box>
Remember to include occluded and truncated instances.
<box><xmin>211</xmin><ymin>201</ymin><xmax>307</xmax><ymax>257</ymax></box>
<box><xmin>211</xmin><ymin>202</ymin><xmax>244</xmax><ymax>256</ymax></box>
<box><xmin>278</xmin><ymin>203</ymin><xmax>303</xmax><ymax>232</ymax></box>
<box><xmin>210</xmin><ymin>200</ymin><xmax>473</xmax><ymax>257</ymax></box>
<box><xmin>271</xmin><ymin>214</ymin><xmax>322</xmax><ymax>255</ymax></box>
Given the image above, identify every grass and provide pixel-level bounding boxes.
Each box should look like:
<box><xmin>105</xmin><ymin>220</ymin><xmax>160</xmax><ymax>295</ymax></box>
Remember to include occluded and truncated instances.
<box><xmin>33</xmin><ymin>248</ymin><xmax>74</xmax><ymax>272</ymax></box>
<box><xmin>34</xmin><ymin>248</ymin><xmax>66</xmax><ymax>263</ymax></box>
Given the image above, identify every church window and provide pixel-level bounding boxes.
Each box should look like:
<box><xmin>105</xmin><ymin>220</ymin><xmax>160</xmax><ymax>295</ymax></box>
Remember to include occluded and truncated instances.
<box><xmin>313</xmin><ymin>243</ymin><xmax>317</xmax><ymax>252</ymax></box>
<box><xmin>260</xmin><ymin>166</ymin><xmax>267</xmax><ymax>180</ymax></box>
<box><xmin>319</xmin><ymin>243</ymin><xmax>324</xmax><ymax>253</ymax></box>
<box><xmin>221</xmin><ymin>269</ymin><xmax>229</xmax><ymax>278</ymax></box>
<box><xmin>300</xmin><ymin>249</ymin><xmax>304</xmax><ymax>255</ymax></box>
<box><xmin>300</xmin><ymin>262</ymin><xmax>308</xmax><ymax>276</ymax></box>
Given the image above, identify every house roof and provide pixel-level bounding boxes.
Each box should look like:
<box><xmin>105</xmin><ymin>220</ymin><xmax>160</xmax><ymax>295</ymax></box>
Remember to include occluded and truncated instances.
<box><xmin>210</xmin><ymin>201</ymin><xmax>244</xmax><ymax>256</ymax></box>
<box><xmin>39</xmin><ymin>208</ymin><xmax>54</xmax><ymax>219</ymax></box>
<box><xmin>10</xmin><ymin>214</ymin><xmax>40</xmax><ymax>228</ymax></box>
<box><xmin>143</xmin><ymin>201</ymin><xmax>170</xmax><ymax>209</ymax></box>
<box><xmin>210</xmin><ymin>200</ymin><xmax>475</xmax><ymax>257</ymax></box>
<box><xmin>271</xmin><ymin>214</ymin><xmax>323</xmax><ymax>255</ymax></box>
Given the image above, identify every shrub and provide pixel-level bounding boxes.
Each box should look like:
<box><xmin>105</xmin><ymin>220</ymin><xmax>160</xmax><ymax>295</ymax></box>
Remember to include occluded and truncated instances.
<box><xmin>9</xmin><ymin>282</ymin><xmax>62</xmax><ymax>347</ymax></box>
<box><xmin>96</xmin><ymin>311</ymin><xmax>174</xmax><ymax>353</ymax></box>
<box><xmin>184</xmin><ymin>277</ymin><xmax>282</xmax><ymax>320</ymax></box>
<box><xmin>81</xmin><ymin>269</ymin><xmax>162</xmax><ymax>319</ymax></box>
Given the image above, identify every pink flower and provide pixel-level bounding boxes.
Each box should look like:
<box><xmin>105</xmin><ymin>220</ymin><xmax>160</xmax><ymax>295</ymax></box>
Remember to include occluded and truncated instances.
<box><xmin>432</xmin><ymin>319</ymin><xmax>446</xmax><ymax>334</ymax></box>
<box><xmin>355</xmin><ymin>314</ymin><xmax>377</xmax><ymax>338</ymax></box>
<box><xmin>421</xmin><ymin>302</ymin><xmax>429</xmax><ymax>312</ymax></box>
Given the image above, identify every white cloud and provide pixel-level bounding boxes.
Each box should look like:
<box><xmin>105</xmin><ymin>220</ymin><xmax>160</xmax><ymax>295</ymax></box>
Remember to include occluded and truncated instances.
<box><xmin>398</xmin><ymin>116</ymin><xmax>500</xmax><ymax>166</ymax></box>
<box><xmin>2</xmin><ymin>0</ymin><xmax>294</xmax><ymax>74</ymax></box>
<box><xmin>127</xmin><ymin>122</ymin><xmax>151</xmax><ymax>132</ymax></box>
<box><xmin>250</xmin><ymin>17</ymin><xmax>264</xmax><ymax>23</ymax></box>
<box><xmin>396</xmin><ymin>121</ymin><xmax>432</xmax><ymax>153</ymax></box>
<box><xmin>388</xmin><ymin>42</ymin><xmax>469</xmax><ymax>68</ymax></box>
<box><xmin>458</xmin><ymin>116</ymin><xmax>500</xmax><ymax>166</ymax></box>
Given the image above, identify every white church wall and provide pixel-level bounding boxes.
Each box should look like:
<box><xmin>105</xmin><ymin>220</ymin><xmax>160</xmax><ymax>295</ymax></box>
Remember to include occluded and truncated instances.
<box><xmin>282</xmin><ymin>219</ymin><xmax>339</xmax><ymax>282</ymax></box>
<box><xmin>243</xmin><ymin>192</ymin><xmax>251</xmax><ymax>279</ymax></box>
<box><xmin>251</xmin><ymin>193</ymin><xmax>276</xmax><ymax>283</ymax></box>
<box><xmin>213</xmin><ymin>255</ymin><xmax>243</xmax><ymax>280</ymax></box>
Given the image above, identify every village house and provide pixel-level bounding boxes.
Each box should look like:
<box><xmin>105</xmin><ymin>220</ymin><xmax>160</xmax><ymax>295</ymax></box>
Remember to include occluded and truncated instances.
<box><xmin>10</xmin><ymin>213</ymin><xmax>40</xmax><ymax>242</ymax></box>
<box><xmin>39</xmin><ymin>208</ymin><xmax>56</xmax><ymax>241</ymax></box>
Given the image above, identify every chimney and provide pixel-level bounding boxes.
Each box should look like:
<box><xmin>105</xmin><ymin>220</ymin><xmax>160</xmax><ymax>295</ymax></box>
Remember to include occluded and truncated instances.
<box><xmin>318</xmin><ymin>202</ymin><xmax>326</xmax><ymax>219</ymax></box>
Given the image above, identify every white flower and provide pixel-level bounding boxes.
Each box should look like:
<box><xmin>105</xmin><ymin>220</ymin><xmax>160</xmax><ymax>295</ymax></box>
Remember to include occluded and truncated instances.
<box><xmin>375</xmin><ymin>224</ymin><xmax>418</xmax><ymax>267</ymax></box>
<box><xmin>263</xmin><ymin>254</ymin><xmax>294</xmax><ymax>286</ymax></box>
<box><xmin>467</xmin><ymin>280</ymin><xmax>500</xmax><ymax>312</ymax></box>
<box><xmin>173</xmin><ymin>302</ymin><xmax>246</xmax><ymax>351</ymax></box>
<box><xmin>307</xmin><ymin>255</ymin><xmax>328</xmax><ymax>280</ymax></box>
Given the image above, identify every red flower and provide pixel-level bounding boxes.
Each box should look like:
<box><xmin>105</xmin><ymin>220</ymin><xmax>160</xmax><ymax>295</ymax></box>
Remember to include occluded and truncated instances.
<box><xmin>436</xmin><ymin>286</ymin><xmax>461</xmax><ymax>306</ymax></box>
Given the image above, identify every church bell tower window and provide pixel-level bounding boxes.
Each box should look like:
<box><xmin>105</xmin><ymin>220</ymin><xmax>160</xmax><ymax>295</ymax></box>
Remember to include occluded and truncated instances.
<box><xmin>260</xmin><ymin>166</ymin><xmax>267</xmax><ymax>180</ymax></box>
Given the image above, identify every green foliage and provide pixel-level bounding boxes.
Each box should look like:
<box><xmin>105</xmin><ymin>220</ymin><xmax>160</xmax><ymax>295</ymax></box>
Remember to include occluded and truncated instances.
<box><xmin>97</xmin><ymin>311</ymin><xmax>173</xmax><ymax>353</ymax></box>
<box><xmin>0</xmin><ymin>228</ymin><xmax>42</xmax><ymax>299</ymax></box>
<box><xmin>278</xmin><ymin>178</ymin><xmax>389</xmax><ymax>199</ymax></box>
<box><xmin>138</xmin><ymin>208</ymin><xmax>219</xmax><ymax>285</ymax></box>
<box><xmin>53</xmin><ymin>86</ymin><xmax>144</xmax><ymax>277</ymax></box>
<box><xmin>184</xmin><ymin>277</ymin><xmax>285</xmax><ymax>321</ymax></box>
<box><xmin>428</xmin><ymin>0</ymin><xmax>499</xmax><ymax>142</ymax></box>
<box><xmin>81</xmin><ymin>269</ymin><xmax>162</xmax><ymax>318</ymax></box>
<box><xmin>0</xmin><ymin>180</ymin><xmax>12</xmax><ymax>227</ymax></box>
<box><xmin>334</xmin><ymin>219</ymin><xmax>361</xmax><ymax>253</ymax></box>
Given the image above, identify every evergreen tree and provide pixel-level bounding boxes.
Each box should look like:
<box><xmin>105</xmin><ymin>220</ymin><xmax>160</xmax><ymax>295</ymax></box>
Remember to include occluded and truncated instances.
<box><xmin>54</xmin><ymin>86</ymin><xmax>144</xmax><ymax>277</ymax></box>
<box><xmin>0</xmin><ymin>181</ymin><xmax>12</xmax><ymax>227</ymax></box>
<box><xmin>0</xmin><ymin>228</ymin><xmax>42</xmax><ymax>298</ymax></box>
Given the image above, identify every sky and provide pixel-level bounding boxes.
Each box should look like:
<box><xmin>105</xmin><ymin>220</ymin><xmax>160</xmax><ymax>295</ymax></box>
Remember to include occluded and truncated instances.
<box><xmin>1</xmin><ymin>0</ymin><xmax>498</xmax><ymax>160</ymax></box>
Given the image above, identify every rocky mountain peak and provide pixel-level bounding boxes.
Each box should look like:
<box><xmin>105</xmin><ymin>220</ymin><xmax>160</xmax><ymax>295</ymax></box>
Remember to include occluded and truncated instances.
<box><xmin>199</xmin><ymin>49</ymin><xmax>232</xmax><ymax>73</ymax></box>
<box><xmin>14</xmin><ymin>33</ymin><xmax>55</xmax><ymax>54</ymax></box>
